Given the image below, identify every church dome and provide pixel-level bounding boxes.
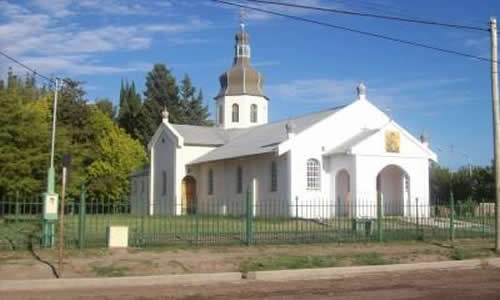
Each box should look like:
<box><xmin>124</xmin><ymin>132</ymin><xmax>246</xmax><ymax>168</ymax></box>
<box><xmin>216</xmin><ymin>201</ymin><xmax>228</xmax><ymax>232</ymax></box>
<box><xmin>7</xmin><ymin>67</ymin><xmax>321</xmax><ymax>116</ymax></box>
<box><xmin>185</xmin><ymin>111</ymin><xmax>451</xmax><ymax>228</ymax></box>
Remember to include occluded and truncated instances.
<box><xmin>215</xmin><ymin>25</ymin><xmax>267</xmax><ymax>100</ymax></box>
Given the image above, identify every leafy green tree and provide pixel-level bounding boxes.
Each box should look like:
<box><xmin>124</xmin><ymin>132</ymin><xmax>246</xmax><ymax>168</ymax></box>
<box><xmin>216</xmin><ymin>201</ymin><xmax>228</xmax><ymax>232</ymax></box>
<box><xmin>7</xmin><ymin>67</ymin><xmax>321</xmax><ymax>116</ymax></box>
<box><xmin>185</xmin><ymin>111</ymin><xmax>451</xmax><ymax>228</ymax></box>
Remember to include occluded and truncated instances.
<box><xmin>95</xmin><ymin>98</ymin><xmax>117</xmax><ymax>119</ymax></box>
<box><xmin>429</xmin><ymin>162</ymin><xmax>451</xmax><ymax>203</ymax></box>
<box><xmin>87</xmin><ymin>108</ymin><xmax>147</xmax><ymax>201</ymax></box>
<box><xmin>0</xmin><ymin>77</ymin><xmax>50</xmax><ymax>196</ymax></box>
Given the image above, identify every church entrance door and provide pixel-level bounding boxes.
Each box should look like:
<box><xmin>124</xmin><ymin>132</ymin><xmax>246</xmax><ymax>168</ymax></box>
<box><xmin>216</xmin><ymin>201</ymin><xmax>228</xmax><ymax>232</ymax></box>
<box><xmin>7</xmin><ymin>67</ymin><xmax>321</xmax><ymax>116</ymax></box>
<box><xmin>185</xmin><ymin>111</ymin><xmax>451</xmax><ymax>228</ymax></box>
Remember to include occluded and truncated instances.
<box><xmin>181</xmin><ymin>176</ymin><xmax>197</xmax><ymax>215</ymax></box>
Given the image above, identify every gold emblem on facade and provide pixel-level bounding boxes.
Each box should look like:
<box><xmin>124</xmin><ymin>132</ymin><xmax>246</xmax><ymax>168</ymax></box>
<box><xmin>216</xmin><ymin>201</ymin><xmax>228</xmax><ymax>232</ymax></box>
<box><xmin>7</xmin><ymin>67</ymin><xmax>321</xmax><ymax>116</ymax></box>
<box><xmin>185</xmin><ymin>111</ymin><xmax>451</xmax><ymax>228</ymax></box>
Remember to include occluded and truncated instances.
<box><xmin>385</xmin><ymin>131</ymin><xmax>400</xmax><ymax>153</ymax></box>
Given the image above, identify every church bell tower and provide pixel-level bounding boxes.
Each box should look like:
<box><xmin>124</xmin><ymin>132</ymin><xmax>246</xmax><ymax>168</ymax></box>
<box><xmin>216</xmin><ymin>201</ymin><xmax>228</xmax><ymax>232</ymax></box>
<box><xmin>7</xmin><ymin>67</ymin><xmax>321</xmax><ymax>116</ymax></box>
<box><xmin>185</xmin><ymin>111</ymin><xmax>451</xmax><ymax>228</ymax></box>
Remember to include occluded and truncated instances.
<box><xmin>215</xmin><ymin>17</ymin><xmax>269</xmax><ymax>129</ymax></box>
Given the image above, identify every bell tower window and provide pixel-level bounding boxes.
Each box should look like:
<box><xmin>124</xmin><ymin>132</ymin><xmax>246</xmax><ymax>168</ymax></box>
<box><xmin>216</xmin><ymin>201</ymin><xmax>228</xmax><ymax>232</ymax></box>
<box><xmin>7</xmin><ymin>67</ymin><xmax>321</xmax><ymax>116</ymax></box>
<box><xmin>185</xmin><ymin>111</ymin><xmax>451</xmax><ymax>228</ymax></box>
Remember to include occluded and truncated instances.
<box><xmin>232</xmin><ymin>104</ymin><xmax>239</xmax><ymax>122</ymax></box>
<box><xmin>251</xmin><ymin>104</ymin><xmax>258</xmax><ymax>123</ymax></box>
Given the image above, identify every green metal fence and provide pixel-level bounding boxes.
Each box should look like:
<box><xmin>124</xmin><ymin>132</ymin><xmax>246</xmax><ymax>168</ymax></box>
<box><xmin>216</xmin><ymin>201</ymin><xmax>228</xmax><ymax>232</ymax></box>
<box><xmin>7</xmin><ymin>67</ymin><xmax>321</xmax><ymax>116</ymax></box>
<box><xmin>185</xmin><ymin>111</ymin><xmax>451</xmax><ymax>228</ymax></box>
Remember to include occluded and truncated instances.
<box><xmin>0</xmin><ymin>189</ymin><xmax>496</xmax><ymax>250</ymax></box>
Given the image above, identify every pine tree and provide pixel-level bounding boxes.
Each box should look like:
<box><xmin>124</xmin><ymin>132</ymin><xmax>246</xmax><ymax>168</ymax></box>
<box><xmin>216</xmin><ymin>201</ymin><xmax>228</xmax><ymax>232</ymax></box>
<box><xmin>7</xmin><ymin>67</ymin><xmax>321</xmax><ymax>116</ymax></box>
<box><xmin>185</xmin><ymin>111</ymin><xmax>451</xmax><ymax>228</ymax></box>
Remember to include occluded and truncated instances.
<box><xmin>179</xmin><ymin>75</ymin><xmax>211</xmax><ymax>126</ymax></box>
<box><xmin>118</xmin><ymin>80</ymin><xmax>142</xmax><ymax>139</ymax></box>
<box><xmin>135</xmin><ymin>64</ymin><xmax>180</xmax><ymax>146</ymax></box>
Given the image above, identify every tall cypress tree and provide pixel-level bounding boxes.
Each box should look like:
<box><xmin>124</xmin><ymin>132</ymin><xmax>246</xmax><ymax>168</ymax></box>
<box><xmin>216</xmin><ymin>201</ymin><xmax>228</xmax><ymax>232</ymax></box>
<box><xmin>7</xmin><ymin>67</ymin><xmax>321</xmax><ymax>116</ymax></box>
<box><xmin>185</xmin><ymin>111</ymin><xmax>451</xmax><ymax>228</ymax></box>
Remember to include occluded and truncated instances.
<box><xmin>118</xmin><ymin>80</ymin><xmax>142</xmax><ymax>139</ymax></box>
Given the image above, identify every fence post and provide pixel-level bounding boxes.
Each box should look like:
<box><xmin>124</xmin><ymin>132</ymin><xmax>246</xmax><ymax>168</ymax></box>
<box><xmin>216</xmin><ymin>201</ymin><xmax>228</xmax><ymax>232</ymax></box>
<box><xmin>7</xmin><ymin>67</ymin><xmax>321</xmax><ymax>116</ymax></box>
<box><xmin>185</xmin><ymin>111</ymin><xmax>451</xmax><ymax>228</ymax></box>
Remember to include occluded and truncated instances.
<box><xmin>416</xmin><ymin>197</ymin><xmax>421</xmax><ymax>240</ymax></box>
<box><xmin>78</xmin><ymin>184</ymin><xmax>86</xmax><ymax>249</ymax></box>
<box><xmin>377</xmin><ymin>191</ymin><xmax>384</xmax><ymax>242</ymax></box>
<box><xmin>295</xmin><ymin>196</ymin><xmax>299</xmax><ymax>242</ymax></box>
<box><xmin>246</xmin><ymin>183</ymin><xmax>254</xmax><ymax>246</ymax></box>
<box><xmin>450</xmin><ymin>191</ymin><xmax>455</xmax><ymax>242</ymax></box>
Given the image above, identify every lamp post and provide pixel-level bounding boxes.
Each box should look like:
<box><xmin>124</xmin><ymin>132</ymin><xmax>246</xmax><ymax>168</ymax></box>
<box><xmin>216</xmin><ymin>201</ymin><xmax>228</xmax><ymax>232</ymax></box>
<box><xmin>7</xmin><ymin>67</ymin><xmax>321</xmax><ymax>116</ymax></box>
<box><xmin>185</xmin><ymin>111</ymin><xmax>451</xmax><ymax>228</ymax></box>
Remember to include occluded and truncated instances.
<box><xmin>42</xmin><ymin>78</ymin><xmax>60</xmax><ymax>248</ymax></box>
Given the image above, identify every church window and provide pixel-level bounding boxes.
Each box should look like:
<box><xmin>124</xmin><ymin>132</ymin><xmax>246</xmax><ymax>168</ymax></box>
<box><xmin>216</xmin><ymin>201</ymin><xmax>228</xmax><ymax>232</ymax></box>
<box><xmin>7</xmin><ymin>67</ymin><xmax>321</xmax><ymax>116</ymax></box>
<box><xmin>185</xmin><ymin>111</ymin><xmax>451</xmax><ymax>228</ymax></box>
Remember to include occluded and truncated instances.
<box><xmin>208</xmin><ymin>168</ymin><xmax>214</xmax><ymax>195</ymax></box>
<box><xmin>232</xmin><ymin>104</ymin><xmax>239</xmax><ymax>122</ymax></box>
<box><xmin>162</xmin><ymin>171</ymin><xmax>167</xmax><ymax>196</ymax></box>
<box><xmin>306</xmin><ymin>159</ymin><xmax>321</xmax><ymax>190</ymax></box>
<box><xmin>237</xmin><ymin>166</ymin><xmax>243</xmax><ymax>194</ymax></box>
<box><xmin>271</xmin><ymin>161</ymin><xmax>277</xmax><ymax>192</ymax></box>
<box><xmin>251</xmin><ymin>104</ymin><xmax>258</xmax><ymax>123</ymax></box>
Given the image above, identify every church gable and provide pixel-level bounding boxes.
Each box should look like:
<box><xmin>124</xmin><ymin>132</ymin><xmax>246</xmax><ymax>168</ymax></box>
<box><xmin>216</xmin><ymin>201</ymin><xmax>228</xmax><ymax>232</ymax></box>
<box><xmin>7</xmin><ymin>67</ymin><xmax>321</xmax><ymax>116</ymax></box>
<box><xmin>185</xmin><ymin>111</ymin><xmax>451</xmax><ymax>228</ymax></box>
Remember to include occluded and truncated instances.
<box><xmin>351</xmin><ymin>122</ymin><xmax>437</xmax><ymax>160</ymax></box>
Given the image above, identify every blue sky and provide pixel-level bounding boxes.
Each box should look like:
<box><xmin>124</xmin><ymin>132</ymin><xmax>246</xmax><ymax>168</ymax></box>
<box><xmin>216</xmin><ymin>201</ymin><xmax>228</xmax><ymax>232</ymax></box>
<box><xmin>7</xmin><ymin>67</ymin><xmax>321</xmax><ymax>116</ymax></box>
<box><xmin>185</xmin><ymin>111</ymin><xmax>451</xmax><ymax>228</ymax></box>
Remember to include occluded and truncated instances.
<box><xmin>1</xmin><ymin>0</ymin><xmax>499</xmax><ymax>169</ymax></box>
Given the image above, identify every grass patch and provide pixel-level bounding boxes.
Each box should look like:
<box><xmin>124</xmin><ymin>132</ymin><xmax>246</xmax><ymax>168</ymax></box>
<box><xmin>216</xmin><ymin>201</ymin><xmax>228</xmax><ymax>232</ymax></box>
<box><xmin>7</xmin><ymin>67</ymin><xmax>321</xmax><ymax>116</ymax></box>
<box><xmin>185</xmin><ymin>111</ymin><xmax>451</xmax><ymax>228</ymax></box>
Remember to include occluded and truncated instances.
<box><xmin>352</xmin><ymin>252</ymin><xmax>398</xmax><ymax>265</ymax></box>
<box><xmin>240</xmin><ymin>254</ymin><xmax>340</xmax><ymax>272</ymax></box>
<box><xmin>448</xmin><ymin>247</ymin><xmax>495</xmax><ymax>260</ymax></box>
<box><xmin>91</xmin><ymin>264</ymin><xmax>129</xmax><ymax>277</ymax></box>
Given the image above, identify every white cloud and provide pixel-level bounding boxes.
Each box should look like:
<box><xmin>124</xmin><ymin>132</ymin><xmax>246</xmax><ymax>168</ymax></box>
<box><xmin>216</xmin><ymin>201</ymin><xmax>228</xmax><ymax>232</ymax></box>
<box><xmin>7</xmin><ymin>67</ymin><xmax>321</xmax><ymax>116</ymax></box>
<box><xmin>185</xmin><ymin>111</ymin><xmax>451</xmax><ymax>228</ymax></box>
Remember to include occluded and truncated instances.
<box><xmin>0</xmin><ymin>1</ymin><xmax>211</xmax><ymax>75</ymax></box>
<box><xmin>30</xmin><ymin>0</ymin><xmax>175</xmax><ymax>17</ymax></box>
<box><xmin>2</xmin><ymin>55</ymin><xmax>151</xmax><ymax>76</ymax></box>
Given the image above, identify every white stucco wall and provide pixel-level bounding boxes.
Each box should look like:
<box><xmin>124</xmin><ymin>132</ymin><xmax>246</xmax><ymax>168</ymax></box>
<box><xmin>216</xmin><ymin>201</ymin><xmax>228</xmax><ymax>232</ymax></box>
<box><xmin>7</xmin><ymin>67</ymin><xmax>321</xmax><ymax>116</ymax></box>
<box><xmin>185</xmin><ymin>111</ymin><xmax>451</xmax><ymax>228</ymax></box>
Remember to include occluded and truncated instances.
<box><xmin>130</xmin><ymin>169</ymin><xmax>149</xmax><ymax>215</ymax></box>
<box><xmin>353</xmin><ymin>122</ymin><xmax>432</xmax><ymax>218</ymax></box>
<box><xmin>215</xmin><ymin>95</ymin><xmax>268</xmax><ymax>129</ymax></box>
<box><xmin>283</xmin><ymin>99</ymin><xmax>390</xmax><ymax>218</ymax></box>
<box><xmin>152</xmin><ymin>130</ymin><xmax>176</xmax><ymax>215</ymax></box>
<box><xmin>195</xmin><ymin>152</ymin><xmax>288</xmax><ymax>216</ymax></box>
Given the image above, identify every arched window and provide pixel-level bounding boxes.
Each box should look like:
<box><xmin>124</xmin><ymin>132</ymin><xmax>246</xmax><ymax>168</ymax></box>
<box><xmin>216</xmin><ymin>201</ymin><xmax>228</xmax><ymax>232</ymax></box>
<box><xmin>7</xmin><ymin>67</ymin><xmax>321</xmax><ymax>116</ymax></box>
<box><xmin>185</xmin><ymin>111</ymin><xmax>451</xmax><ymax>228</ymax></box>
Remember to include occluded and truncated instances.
<box><xmin>218</xmin><ymin>105</ymin><xmax>224</xmax><ymax>124</ymax></box>
<box><xmin>236</xmin><ymin>166</ymin><xmax>243</xmax><ymax>194</ymax></box>
<box><xmin>306</xmin><ymin>159</ymin><xmax>321</xmax><ymax>190</ymax></box>
<box><xmin>270</xmin><ymin>161</ymin><xmax>277</xmax><ymax>192</ymax></box>
<box><xmin>232</xmin><ymin>104</ymin><xmax>239</xmax><ymax>122</ymax></box>
<box><xmin>208</xmin><ymin>169</ymin><xmax>214</xmax><ymax>195</ymax></box>
<box><xmin>250</xmin><ymin>104</ymin><xmax>258</xmax><ymax>123</ymax></box>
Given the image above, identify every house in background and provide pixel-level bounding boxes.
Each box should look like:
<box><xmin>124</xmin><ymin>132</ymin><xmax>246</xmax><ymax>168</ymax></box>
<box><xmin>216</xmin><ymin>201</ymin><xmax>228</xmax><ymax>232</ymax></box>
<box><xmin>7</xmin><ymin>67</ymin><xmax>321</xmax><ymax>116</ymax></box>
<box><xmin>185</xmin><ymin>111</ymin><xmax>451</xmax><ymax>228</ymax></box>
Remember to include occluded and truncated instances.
<box><xmin>130</xmin><ymin>21</ymin><xmax>437</xmax><ymax>219</ymax></box>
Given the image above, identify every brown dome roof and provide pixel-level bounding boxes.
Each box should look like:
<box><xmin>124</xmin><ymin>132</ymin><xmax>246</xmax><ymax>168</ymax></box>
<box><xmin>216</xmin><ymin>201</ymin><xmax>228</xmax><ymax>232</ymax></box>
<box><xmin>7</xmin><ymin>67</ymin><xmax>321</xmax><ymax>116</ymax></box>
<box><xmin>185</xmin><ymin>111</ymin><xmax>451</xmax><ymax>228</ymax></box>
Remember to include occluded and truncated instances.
<box><xmin>215</xmin><ymin>26</ymin><xmax>268</xmax><ymax>100</ymax></box>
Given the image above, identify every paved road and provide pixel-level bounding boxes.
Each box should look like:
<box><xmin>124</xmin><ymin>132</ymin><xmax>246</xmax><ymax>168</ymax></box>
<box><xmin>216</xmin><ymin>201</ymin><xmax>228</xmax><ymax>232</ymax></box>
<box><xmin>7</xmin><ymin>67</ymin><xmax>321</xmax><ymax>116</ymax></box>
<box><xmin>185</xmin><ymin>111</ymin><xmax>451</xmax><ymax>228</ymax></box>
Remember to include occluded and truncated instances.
<box><xmin>4</xmin><ymin>268</ymin><xmax>500</xmax><ymax>299</ymax></box>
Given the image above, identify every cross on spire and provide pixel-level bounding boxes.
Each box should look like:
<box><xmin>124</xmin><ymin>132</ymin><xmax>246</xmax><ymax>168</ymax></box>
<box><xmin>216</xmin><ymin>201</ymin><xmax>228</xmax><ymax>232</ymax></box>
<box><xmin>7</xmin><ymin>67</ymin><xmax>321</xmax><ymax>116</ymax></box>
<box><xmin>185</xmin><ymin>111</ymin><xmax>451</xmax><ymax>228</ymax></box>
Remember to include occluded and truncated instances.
<box><xmin>239</xmin><ymin>8</ymin><xmax>246</xmax><ymax>30</ymax></box>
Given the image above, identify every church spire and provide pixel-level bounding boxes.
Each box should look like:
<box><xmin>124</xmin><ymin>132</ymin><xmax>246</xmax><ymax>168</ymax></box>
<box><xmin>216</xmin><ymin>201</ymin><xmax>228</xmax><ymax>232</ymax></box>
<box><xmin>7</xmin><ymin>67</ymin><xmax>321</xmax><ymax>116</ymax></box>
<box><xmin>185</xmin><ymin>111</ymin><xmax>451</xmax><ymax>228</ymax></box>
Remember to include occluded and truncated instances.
<box><xmin>234</xmin><ymin>9</ymin><xmax>251</xmax><ymax>64</ymax></box>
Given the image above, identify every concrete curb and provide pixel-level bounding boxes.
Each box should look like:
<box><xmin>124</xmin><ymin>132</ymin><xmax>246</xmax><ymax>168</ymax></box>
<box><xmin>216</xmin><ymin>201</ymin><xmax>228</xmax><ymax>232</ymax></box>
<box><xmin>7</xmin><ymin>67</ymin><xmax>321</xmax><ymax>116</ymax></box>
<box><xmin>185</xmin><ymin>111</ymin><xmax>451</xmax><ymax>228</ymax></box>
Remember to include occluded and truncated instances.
<box><xmin>0</xmin><ymin>272</ymin><xmax>243</xmax><ymax>292</ymax></box>
<box><xmin>1</xmin><ymin>258</ymin><xmax>499</xmax><ymax>292</ymax></box>
<box><xmin>245</xmin><ymin>258</ymin><xmax>500</xmax><ymax>282</ymax></box>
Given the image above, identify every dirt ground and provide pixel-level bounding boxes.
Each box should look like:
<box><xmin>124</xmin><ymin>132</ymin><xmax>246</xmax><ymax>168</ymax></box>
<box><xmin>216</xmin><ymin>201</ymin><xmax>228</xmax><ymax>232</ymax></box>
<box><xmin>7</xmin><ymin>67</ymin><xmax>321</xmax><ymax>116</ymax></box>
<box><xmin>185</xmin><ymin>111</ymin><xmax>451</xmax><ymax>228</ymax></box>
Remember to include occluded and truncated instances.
<box><xmin>4</xmin><ymin>267</ymin><xmax>500</xmax><ymax>299</ymax></box>
<box><xmin>0</xmin><ymin>239</ymin><xmax>496</xmax><ymax>280</ymax></box>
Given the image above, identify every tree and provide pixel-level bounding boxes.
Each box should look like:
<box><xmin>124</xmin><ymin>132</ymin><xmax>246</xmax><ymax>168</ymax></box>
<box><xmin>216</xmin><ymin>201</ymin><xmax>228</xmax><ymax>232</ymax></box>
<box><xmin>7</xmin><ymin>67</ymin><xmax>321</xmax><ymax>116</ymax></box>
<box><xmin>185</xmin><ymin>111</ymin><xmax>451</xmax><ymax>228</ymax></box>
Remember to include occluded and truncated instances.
<box><xmin>0</xmin><ymin>76</ymin><xmax>50</xmax><ymax>196</ymax></box>
<box><xmin>179</xmin><ymin>75</ymin><xmax>211</xmax><ymax>126</ymax></box>
<box><xmin>87</xmin><ymin>108</ymin><xmax>147</xmax><ymax>201</ymax></box>
<box><xmin>118</xmin><ymin>80</ymin><xmax>142</xmax><ymax>139</ymax></box>
<box><xmin>95</xmin><ymin>98</ymin><xmax>117</xmax><ymax>119</ymax></box>
<box><xmin>135</xmin><ymin>64</ymin><xmax>180</xmax><ymax>146</ymax></box>
<box><xmin>429</xmin><ymin>163</ymin><xmax>451</xmax><ymax>203</ymax></box>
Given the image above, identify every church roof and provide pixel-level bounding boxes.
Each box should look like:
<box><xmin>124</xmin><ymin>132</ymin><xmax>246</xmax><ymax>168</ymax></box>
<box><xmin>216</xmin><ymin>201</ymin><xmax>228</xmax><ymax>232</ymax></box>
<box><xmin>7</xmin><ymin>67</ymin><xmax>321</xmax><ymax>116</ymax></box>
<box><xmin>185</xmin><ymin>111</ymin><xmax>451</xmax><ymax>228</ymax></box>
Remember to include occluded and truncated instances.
<box><xmin>188</xmin><ymin>105</ymin><xmax>345</xmax><ymax>165</ymax></box>
<box><xmin>323</xmin><ymin>129</ymin><xmax>379</xmax><ymax>155</ymax></box>
<box><xmin>171</xmin><ymin>124</ymin><xmax>249</xmax><ymax>146</ymax></box>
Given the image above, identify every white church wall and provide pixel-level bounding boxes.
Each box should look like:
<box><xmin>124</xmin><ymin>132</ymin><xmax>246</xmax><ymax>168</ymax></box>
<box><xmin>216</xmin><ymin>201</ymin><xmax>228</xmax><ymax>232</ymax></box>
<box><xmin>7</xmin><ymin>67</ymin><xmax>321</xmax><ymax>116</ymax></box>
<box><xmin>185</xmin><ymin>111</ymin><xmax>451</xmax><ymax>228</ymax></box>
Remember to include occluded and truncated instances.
<box><xmin>286</xmin><ymin>98</ymin><xmax>390</xmax><ymax>219</ymax></box>
<box><xmin>355</xmin><ymin>155</ymin><xmax>430</xmax><ymax>218</ymax></box>
<box><xmin>352</xmin><ymin>122</ymin><xmax>432</xmax><ymax>218</ymax></box>
<box><xmin>328</xmin><ymin>155</ymin><xmax>356</xmax><ymax>217</ymax></box>
<box><xmin>195</xmin><ymin>152</ymin><xmax>289</xmax><ymax>217</ymax></box>
<box><xmin>130</xmin><ymin>169</ymin><xmax>150</xmax><ymax>216</ymax></box>
<box><xmin>152</xmin><ymin>131</ymin><xmax>177</xmax><ymax>215</ymax></box>
<box><xmin>175</xmin><ymin>144</ymin><xmax>217</xmax><ymax>215</ymax></box>
<box><xmin>216</xmin><ymin>95</ymin><xmax>268</xmax><ymax>129</ymax></box>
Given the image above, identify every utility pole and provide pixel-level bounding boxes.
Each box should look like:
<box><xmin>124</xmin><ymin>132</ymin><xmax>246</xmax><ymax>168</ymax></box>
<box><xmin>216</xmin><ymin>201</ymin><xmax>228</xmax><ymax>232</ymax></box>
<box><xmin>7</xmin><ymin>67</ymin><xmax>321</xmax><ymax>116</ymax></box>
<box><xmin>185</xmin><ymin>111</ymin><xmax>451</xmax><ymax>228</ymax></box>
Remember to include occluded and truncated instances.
<box><xmin>42</xmin><ymin>78</ymin><xmax>60</xmax><ymax>248</ymax></box>
<box><xmin>490</xmin><ymin>17</ymin><xmax>500</xmax><ymax>252</ymax></box>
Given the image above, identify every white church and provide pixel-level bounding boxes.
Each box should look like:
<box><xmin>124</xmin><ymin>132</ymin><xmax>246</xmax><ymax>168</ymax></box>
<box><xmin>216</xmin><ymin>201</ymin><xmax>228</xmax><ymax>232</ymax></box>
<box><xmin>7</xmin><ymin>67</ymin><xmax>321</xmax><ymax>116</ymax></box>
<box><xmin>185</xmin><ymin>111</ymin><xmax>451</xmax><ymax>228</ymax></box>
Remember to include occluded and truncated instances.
<box><xmin>130</xmin><ymin>22</ymin><xmax>437</xmax><ymax>219</ymax></box>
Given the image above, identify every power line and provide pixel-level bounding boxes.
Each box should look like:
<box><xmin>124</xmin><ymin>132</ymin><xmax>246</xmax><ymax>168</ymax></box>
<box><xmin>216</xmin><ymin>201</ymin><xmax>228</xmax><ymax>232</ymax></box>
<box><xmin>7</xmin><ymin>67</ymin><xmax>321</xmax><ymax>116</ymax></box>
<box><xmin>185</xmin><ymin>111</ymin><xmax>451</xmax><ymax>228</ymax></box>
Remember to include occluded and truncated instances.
<box><xmin>215</xmin><ymin>0</ymin><xmax>496</xmax><ymax>63</ymax></box>
<box><xmin>243</xmin><ymin>0</ymin><xmax>490</xmax><ymax>33</ymax></box>
<box><xmin>0</xmin><ymin>50</ymin><xmax>57</xmax><ymax>85</ymax></box>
